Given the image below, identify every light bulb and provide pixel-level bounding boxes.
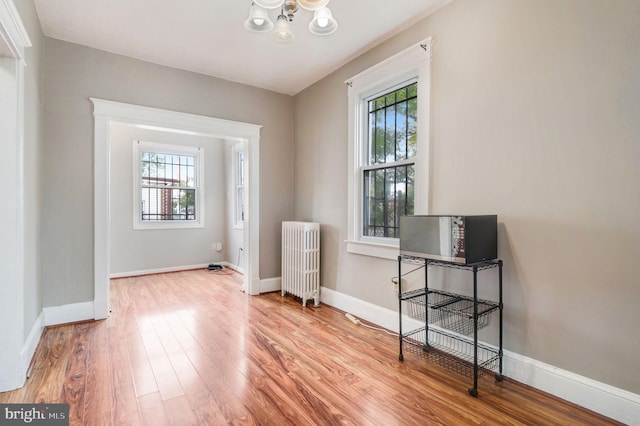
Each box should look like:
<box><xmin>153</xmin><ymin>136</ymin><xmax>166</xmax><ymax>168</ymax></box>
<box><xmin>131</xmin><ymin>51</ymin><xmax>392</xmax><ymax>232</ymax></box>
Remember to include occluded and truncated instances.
<box><xmin>245</xmin><ymin>4</ymin><xmax>273</xmax><ymax>32</ymax></box>
<box><xmin>309</xmin><ymin>7</ymin><xmax>337</xmax><ymax>35</ymax></box>
<box><xmin>272</xmin><ymin>15</ymin><xmax>294</xmax><ymax>43</ymax></box>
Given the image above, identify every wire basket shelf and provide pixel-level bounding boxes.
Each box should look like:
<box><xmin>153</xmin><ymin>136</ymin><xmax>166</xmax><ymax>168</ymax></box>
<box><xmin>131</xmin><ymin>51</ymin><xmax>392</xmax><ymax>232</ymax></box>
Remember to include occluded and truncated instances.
<box><xmin>402</xmin><ymin>327</ymin><xmax>500</xmax><ymax>378</ymax></box>
<box><xmin>402</xmin><ymin>289</ymin><xmax>498</xmax><ymax>336</ymax></box>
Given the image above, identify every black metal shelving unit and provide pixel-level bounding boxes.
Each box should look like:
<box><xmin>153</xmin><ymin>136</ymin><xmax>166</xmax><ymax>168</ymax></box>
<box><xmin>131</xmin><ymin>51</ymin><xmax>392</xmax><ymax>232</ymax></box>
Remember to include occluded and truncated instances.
<box><xmin>397</xmin><ymin>255</ymin><xmax>504</xmax><ymax>396</ymax></box>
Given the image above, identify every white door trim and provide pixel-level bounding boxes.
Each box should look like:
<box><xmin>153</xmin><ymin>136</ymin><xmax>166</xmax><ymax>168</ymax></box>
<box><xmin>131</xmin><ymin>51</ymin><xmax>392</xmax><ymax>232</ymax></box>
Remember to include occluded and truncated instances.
<box><xmin>0</xmin><ymin>0</ymin><xmax>32</xmax><ymax>393</ymax></box>
<box><xmin>91</xmin><ymin>99</ymin><xmax>262</xmax><ymax>319</ymax></box>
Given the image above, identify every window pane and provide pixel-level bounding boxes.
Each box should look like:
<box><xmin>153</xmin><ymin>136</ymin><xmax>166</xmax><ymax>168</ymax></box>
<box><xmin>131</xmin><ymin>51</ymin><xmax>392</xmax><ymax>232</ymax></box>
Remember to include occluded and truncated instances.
<box><xmin>367</xmin><ymin>82</ymin><xmax>417</xmax><ymax>165</ymax></box>
<box><xmin>179</xmin><ymin>164</ymin><xmax>188</xmax><ymax>187</ymax></box>
<box><xmin>236</xmin><ymin>151</ymin><xmax>245</xmax><ymax>225</ymax></box>
<box><xmin>407</xmin><ymin>83</ymin><xmax>417</xmax><ymax>98</ymax></box>
<box><xmin>237</xmin><ymin>187</ymin><xmax>245</xmax><ymax>222</ymax></box>
<box><xmin>363</xmin><ymin>164</ymin><xmax>414</xmax><ymax>238</ymax></box>
<box><xmin>238</xmin><ymin>152</ymin><xmax>245</xmax><ymax>186</ymax></box>
<box><xmin>385</xmin><ymin>104</ymin><xmax>396</xmax><ymax>163</ymax></box>
<box><xmin>368</xmin><ymin>112</ymin><xmax>375</xmax><ymax>163</ymax></box>
<box><xmin>384</xmin><ymin>167</ymin><xmax>396</xmax><ymax>234</ymax></box>
<box><xmin>397</xmin><ymin>87</ymin><xmax>407</xmax><ymax>102</ymax></box>
<box><xmin>372</xmin><ymin>108</ymin><xmax>385</xmax><ymax>164</ymax></box>
<box><xmin>396</xmin><ymin>101</ymin><xmax>407</xmax><ymax>160</ymax></box>
<box><xmin>385</xmin><ymin>92</ymin><xmax>396</xmax><ymax>106</ymax></box>
<box><xmin>139</xmin><ymin>149</ymin><xmax>197</xmax><ymax>222</ymax></box>
<box><xmin>140</xmin><ymin>187</ymin><xmax>196</xmax><ymax>221</ymax></box>
<box><xmin>407</xmin><ymin>97</ymin><xmax>417</xmax><ymax>158</ymax></box>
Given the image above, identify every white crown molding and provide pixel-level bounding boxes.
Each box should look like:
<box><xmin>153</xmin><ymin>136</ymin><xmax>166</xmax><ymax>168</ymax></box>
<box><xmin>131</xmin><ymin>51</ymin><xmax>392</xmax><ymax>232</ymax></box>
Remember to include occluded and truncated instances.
<box><xmin>91</xmin><ymin>98</ymin><xmax>262</xmax><ymax>139</ymax></box>
<box><xmin>0</xmin><ymin>0</ymin><xmax>31</xmax><ymax>59</ymax></box>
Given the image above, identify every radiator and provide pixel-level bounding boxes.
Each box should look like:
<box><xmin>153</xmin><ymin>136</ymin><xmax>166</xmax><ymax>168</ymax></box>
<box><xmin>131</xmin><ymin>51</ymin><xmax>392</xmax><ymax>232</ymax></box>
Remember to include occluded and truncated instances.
<box><xmin>281</xmin><ymin>221</ymin><xmax>320</xmax><ymax>307</ymax></box>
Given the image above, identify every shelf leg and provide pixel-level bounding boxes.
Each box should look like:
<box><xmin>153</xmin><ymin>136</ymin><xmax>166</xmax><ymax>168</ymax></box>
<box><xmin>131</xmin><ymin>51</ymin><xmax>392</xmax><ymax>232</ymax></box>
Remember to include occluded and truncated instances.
<box><xmin>473</xmin><ymin>265</ymin><xmax>479</xmax><ymax>393</ymax></box>
<box><xmin>498</xmin><ymin>259</ymin><xmax>504</xmax><ymax>377</ymax></box>
<box><xmin>398</xmin><ymin>255</ymin><xmax>404</xmax><ymax>362</ymax></box>
<box><xmin>424</xmin><ymin>258</ymin><xmax>429</xmax><ymax>350</ymax></box>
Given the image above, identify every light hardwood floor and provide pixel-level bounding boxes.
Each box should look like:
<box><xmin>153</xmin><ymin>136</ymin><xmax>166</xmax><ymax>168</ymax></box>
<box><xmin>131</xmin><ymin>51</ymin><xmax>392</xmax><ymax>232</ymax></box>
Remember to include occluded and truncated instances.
<box><xmin>0</xmin><ymin>269</ymin><xmax>620</xmax><ymax>425</ymax></box>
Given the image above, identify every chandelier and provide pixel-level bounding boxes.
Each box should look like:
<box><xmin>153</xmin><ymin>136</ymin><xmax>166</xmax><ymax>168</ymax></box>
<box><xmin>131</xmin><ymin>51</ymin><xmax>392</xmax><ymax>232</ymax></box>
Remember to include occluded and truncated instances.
<box><xmin>244</xmin><ymin>0</ymin><xmax>338</xmax><ymax>44</ymax></box>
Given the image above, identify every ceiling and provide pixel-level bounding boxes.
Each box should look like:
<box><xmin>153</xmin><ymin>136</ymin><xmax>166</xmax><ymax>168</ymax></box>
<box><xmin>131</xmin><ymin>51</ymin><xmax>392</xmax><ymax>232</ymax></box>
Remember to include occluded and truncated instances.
<box><xmin>32</xmin><ymin>0</ymin><xmax>449</xmax><ymax>95</ymax></box>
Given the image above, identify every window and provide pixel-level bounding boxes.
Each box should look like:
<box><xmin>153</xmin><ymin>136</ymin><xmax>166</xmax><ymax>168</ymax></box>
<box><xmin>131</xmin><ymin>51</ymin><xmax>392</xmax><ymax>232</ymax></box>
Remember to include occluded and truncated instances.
<box><xmin>346</xmin><ymin>38</ymin><xmax>431</xmax><ymax>259</ymax></box>
<box><xmin>133</xmin><ymin>141</ymin><xmax>204</xmax><ymax>229</ymax></box>
<box><xmin>233</xmin><ymin>144</ymin><xmax>245</xmax><ymax>228</ymax></box>
<box><xmin>363</xmin><ymin>82</ymin><xmax>417</xmax><ymax>238</ymax></box>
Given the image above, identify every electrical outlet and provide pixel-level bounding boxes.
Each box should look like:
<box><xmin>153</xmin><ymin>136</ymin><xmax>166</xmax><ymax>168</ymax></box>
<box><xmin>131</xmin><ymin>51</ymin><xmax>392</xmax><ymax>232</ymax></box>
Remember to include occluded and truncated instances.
<box><xmin>391</xmin><ymin>276</ymin><xmax>406</xmax><ymax>293</ymax></box>
<box><xmin>216</xmin><ymin>242</ymin><xmax>223</xmax><ymax>252</ymax></box>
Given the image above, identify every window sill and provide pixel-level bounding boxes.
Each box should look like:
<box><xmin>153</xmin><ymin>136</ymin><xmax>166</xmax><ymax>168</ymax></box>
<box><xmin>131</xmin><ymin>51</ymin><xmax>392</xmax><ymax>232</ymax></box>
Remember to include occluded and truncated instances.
<box><xmin>133</xmin><ymin>222</ymin><xmax>204</xmax><ymax>230</ymax></box>
<box><xmin>345</xmin><ymin>239</ymin><xmax>399</xmax><ymax>260</ymax></box>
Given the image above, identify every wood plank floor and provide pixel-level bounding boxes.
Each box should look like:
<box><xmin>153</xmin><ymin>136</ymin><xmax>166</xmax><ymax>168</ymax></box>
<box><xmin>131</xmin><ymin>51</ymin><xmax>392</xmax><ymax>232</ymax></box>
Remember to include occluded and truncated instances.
<box><xmin>0</xmin><ymin>269</ymin><xmax>621</xmax><ymax>425</ymax></box>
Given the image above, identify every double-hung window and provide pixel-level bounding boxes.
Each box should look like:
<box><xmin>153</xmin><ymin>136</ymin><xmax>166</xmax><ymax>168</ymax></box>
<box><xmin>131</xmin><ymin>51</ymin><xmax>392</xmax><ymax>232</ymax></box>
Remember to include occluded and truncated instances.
<box><xmin>133</xmin><ymin>141</ymin><xmax>204</xmax><ymax>229</ymax></box>
<box><xmin>363</xmin><ymin>81</ymin><xmax>417</xmax><ymax>238</ymax></box>
<box><xmin>347</xmin><ymin>38</ymin><xmax>431</xmax><ymax>259</ymax></box>
<box><xmin>233</xmin><ymin>144</ymin><xmax>246</xmax><ymax>228</ymax></box>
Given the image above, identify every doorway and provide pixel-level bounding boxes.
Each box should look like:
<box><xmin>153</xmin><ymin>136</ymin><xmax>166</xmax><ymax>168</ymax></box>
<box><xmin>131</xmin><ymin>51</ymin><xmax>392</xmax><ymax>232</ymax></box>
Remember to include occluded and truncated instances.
<box><xmin>92</xmin><ymin>99</ymin><xmax>261</xmax><ymax>319</ymax></box>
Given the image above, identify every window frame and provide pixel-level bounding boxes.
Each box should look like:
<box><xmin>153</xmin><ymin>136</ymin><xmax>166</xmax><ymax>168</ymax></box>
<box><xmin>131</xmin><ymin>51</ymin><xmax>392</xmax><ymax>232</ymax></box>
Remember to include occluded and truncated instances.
<box><xmin>132</xmin><ymin>140</ymin><xmax>204</xmax><ymax>230</ymax></box>
<box><xmin>362</xmin><ymin>80</ymin><xmax>418</xmax><ymax>239</ymax></box>
<box><xmin>232</xmin><ymin>143</ymin><xmax>245</xmax><ymax>229</ymax></box>
<box><xmin>346</xmin><ymin>38</ymin><xmax>432</xmax><ymax>259</ymax></box>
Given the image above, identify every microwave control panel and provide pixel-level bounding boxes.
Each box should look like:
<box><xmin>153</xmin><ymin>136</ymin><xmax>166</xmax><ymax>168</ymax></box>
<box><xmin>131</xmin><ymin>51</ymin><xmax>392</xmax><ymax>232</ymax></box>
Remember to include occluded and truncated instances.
<box><xmin>452</xmin><ymin>216</ymin><xmax>465</xmax><ymax>257</ymax></box>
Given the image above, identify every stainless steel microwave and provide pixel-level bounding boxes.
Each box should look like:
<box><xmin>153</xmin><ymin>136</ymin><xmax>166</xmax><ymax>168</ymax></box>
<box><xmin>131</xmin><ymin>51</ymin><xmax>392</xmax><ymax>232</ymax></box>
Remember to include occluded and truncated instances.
<box><xmin>399</xmin><ymin>215</ymin><xmax>497</xmax><ymax>264</ymax></box>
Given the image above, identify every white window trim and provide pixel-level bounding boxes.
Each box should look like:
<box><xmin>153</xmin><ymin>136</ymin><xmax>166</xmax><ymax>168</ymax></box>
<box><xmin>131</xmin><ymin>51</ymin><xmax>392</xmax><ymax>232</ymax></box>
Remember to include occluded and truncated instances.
<box><xmin>345</xmin><ymin>37</ymin><xmax>432</xmax><ymax>260</ymax></box>
<box><xmin>232</xmin><ymin>143</ymin><xmax>245</xmax><ymax>229</ymax></box>
<box><xmin>132</xmin><ymin>140</ymin><xmax>204</xmax><ymax>230</ymax></box>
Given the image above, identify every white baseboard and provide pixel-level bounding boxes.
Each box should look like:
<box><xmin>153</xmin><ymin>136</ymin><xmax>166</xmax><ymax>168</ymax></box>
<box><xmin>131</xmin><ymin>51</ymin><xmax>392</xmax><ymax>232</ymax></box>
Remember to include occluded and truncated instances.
<box><xmin>260</xmin><ymin>277</ymin><xmax>281</xmax><ymax>293</ymax></box>
<box><xmin>321</xmin><ymin>285</ymin><xmax>399</xmax><ymax>331</ymax></box>
<box><xmin>503</xmin><ymin>349</ymin><xmax>640</xmax><ymax>425</ymax></box>
<box><xmin>43</xmin><ymin>301</ymin><xmax>95</xmax><ymax>326</ymax></box>
<box><xmin>21</xmin><ymin>311</ymin><xmax>44</xmax><ymax>375</ymax></box>
<box><xmin>110</xmin><ymin>263</ymin><xmax>209</xmax><ymax>278</ymax></box>
<box><xmin>320</xmin><ymin>286</ymin><xmax>640</xmax><ymax>425</ymax></box>
<box><xmin>220</xmin><ymin>261</ymin><xmax>244</xmax><ymax>275</ymax></box>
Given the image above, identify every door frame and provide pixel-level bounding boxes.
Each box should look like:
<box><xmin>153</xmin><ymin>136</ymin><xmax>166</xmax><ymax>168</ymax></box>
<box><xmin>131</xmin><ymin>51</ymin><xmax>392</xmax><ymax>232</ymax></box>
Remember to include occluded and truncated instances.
<box><xmin>91</xmin><ymin>99</ymin><xmax>262</xmax><ymax>319</ymax></box>
<box><xmin>0</xmin><ymin>0</ymin><xmax>32</xmax><ymax>392</ymax></box>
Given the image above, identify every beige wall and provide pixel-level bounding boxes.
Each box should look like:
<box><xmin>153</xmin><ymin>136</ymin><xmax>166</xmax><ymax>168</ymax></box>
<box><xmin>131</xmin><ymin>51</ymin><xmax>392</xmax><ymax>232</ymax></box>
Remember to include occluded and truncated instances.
<box><xmin>42</xmin><ymin>38</ymin><xmax>294</xmax><ymax>306</ymax></box>
<box><xmin>294</xmin><ymin>0</ymin><xmax>640</xmax><ymax>394</ymax></box>
<box><xmin>109</xmin><ymin>123</ymin><xmax>227</xmax><ymax>274</ymax></box>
